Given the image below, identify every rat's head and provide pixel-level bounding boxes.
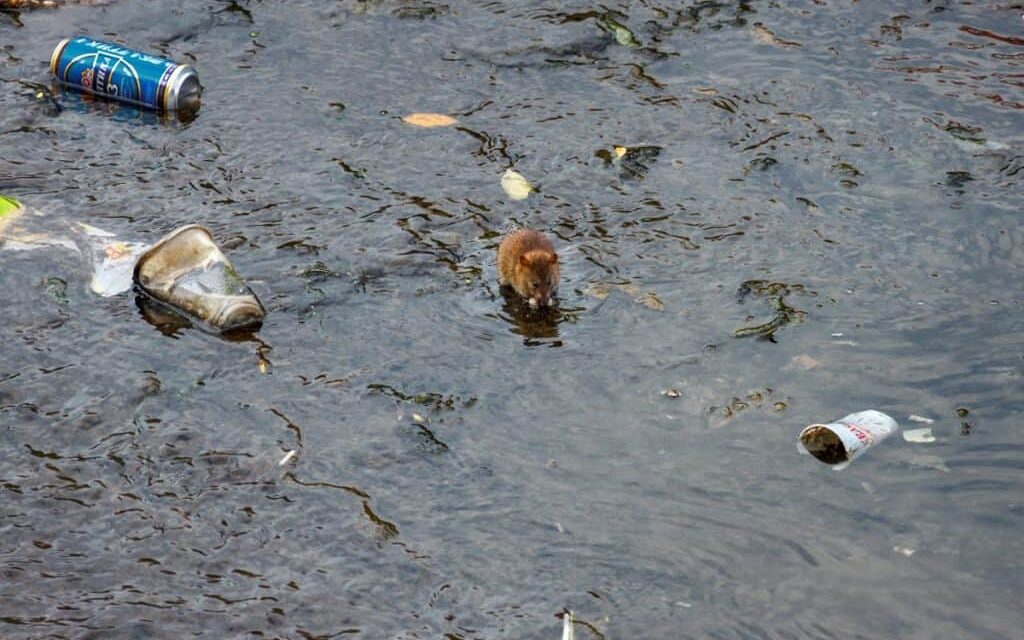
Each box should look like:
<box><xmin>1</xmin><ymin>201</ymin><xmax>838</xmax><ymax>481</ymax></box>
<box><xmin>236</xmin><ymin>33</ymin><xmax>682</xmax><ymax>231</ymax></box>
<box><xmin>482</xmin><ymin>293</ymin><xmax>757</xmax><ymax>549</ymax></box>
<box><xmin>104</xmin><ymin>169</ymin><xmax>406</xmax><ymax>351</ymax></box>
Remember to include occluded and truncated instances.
<box><xmin>516</xmin><ymin>249</ymin><xmax>559</xmax><ymax>306</ymax></box>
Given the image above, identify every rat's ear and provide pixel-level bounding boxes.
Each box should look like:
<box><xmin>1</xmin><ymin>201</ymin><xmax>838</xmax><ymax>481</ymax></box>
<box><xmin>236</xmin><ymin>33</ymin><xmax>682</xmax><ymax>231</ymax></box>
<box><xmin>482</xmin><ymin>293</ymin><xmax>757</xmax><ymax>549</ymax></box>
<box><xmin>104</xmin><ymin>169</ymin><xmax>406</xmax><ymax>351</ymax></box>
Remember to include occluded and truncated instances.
<box><xmin>549</xmin><ymin>253</ymin><xmax>558</xmax><ymax>264</ymax></box>
<box><xmin>519</xmin><ymin>254</ymin><xmax>529</xmax><ymax>266</ymax></box>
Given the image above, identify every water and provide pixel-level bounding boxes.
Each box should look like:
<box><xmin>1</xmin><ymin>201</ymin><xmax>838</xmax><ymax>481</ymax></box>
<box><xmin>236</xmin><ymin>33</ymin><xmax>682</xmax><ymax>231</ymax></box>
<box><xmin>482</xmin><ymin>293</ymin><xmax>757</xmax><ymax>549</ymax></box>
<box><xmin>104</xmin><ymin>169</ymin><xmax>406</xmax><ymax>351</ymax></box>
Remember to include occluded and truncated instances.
<box><xmin>2</xmin><ymin>1</ymin><xmax>1022</xmax><ymax>638</ymax></box>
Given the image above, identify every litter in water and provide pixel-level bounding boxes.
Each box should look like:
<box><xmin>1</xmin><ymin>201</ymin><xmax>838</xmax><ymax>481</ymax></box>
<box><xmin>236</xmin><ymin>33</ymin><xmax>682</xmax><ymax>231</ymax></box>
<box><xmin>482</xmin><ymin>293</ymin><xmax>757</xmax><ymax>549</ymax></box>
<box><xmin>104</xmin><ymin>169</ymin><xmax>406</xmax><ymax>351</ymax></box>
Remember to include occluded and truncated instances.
<box><xmin>902</xmin><ymin>428</ymin><xmax>936</xmax><ymax>444</ymax></box>
<box><xmin>798</xmin><ymin>410</ymin><xmax>898</xmax><ymax>469</ymax></box>
<box><xmin>133</xmin><ymin>225</ymin><xmax>265</xmax><ymax>332</ymax></box>
<box><xmin>278</xmin><ymin>450</ymin><xmax>297</xmax><ymax>466</ymax></box>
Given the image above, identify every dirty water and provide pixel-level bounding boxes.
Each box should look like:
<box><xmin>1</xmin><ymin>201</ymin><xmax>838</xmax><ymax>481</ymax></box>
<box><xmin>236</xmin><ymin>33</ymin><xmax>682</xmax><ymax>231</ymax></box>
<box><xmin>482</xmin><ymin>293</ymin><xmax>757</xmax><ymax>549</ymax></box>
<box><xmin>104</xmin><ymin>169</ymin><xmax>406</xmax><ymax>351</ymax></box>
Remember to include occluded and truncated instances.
<box><xmin>1</xmin><ymin>1</ymin><xmax>1022</xmax><ymax>638</ymax></box>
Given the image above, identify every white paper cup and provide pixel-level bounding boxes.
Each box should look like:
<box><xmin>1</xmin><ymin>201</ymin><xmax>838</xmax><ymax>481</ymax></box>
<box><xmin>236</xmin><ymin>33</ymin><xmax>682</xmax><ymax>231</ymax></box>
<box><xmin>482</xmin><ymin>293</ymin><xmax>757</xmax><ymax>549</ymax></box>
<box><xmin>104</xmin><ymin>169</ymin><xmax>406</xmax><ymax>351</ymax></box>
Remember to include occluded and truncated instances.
<box><xmin>798</xmin><ymin>410</ymin><xmax>898</xmax><ymax>469</ymax></box>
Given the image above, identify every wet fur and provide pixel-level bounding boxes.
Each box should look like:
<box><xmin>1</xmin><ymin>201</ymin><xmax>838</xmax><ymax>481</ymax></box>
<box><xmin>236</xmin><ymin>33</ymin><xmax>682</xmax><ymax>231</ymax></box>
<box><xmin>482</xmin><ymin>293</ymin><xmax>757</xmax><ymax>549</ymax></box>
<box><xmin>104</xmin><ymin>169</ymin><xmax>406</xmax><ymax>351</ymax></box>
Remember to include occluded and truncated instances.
<box><xmin>497</xmin><ymin>229</ymin><xmax>559</xmax><ymax>306</ymax></box>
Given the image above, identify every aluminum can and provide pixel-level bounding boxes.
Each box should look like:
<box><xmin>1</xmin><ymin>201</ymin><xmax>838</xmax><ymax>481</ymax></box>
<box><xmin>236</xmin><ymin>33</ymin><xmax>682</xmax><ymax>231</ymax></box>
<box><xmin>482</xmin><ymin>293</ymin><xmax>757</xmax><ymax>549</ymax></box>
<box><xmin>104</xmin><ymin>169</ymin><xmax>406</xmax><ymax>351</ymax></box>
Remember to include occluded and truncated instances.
<box><xmin>797</xmin><ymin>410</ymin><xmax>898</xmax><ymax>469</ymax></box>
<box><xmin>51</xmin><ymin>36</ymin><xmax>201</xmax><ymax>113</ymax></box>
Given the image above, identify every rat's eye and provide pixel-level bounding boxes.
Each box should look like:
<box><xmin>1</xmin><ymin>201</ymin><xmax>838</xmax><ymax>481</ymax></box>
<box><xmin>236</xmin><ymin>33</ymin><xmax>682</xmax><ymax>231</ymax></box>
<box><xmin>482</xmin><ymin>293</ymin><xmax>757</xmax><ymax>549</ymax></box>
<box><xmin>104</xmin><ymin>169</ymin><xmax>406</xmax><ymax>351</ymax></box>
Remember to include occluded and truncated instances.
<box><xmin>531</xmin><ymin>281</ymin><xmax>541</xmax><ymax>289</ymax></box>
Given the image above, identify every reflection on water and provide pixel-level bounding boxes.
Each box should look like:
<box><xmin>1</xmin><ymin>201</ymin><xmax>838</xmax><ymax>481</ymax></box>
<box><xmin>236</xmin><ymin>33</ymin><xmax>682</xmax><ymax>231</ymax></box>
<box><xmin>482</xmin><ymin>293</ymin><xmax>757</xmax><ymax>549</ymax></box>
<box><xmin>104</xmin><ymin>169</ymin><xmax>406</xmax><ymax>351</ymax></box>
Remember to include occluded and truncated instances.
<box><xmin>497</xmin><ymin>286</ymin><xmax>563</xmax><ymax>345</ymax></box>
<box><xmin>2</xmin><ymin>0</ymin><xmax>1023</xmax><ymax>638</ymax></box>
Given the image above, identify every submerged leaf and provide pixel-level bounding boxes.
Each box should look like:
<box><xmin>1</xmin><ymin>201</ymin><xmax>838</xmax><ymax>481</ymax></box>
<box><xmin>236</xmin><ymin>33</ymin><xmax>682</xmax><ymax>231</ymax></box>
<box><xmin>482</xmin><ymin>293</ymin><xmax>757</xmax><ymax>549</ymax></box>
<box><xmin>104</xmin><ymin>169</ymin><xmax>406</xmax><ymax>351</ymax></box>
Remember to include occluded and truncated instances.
<box><xmin>500</xmin><ymin>169</ymin><xmax>534</xmax><ymax>200</ymax></box>
<box><xmin>636</xmin><ymin>291</ymin><xmax>663</xmax><ymax>310</ymax></box>
<box><xmin>402</xmin><ymin>112</ymin><xmax>458</xmax><ymax>127</ymax></box>
<box><xmin>752</xmin><ymin>22</ymin><xmax>802</xmax><ymax>49</ymax></box>
<box><xmin>599</xmin><ymin>14</ymin><xmax>640</xmax><ymax>48</ymax></box>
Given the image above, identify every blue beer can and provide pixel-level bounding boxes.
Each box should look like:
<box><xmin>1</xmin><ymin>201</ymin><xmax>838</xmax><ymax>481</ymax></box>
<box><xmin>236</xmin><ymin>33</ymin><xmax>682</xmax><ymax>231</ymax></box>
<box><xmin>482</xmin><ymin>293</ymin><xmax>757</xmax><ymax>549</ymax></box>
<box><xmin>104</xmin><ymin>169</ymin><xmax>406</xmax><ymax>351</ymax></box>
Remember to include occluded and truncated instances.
<box><xmin>50</xmin><ymin>36</ymin><xmax>201</xmax><ymax>113</ymax></box>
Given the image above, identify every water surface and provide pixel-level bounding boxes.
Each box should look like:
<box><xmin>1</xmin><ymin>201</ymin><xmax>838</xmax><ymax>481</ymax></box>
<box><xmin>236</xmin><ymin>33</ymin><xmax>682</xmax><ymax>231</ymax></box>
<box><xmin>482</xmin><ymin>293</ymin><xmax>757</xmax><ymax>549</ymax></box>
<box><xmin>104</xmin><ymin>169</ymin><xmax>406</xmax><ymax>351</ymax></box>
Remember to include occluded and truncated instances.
<box><xmin>1</xmin><ymin>1</ymin><xmax>1022</xmax><ymax>638</ymax></box>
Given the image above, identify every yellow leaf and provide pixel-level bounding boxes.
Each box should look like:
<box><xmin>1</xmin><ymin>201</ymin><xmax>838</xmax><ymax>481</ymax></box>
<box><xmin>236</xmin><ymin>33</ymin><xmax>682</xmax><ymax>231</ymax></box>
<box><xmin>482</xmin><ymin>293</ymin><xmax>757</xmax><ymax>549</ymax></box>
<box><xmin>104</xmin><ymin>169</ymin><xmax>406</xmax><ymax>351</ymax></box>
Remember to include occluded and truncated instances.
<box><xmin>613</xmin><ymin>146</ymin><xmax>628</xmax><ymax>158</ymax></box>
<box><xmin>402</xmin><ymin>112</ymin><xmax>458</xmax><ymax>127</ymax></box>
<box><xmin>500</xmin><ymin>169</ymin><xmax>533</xmax><ymax>200</ymax></box>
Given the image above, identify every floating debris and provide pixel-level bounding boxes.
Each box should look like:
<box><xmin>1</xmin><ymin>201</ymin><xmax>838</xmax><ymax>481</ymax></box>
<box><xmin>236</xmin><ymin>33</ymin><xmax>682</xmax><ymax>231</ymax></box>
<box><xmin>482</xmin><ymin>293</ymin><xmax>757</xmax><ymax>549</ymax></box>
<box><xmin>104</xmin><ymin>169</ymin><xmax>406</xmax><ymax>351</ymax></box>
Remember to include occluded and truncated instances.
<box><xmin>636</xmin><ymin>291</ymin><xmax>663</xmax><ymax>311</ymax></box>
<box><xmin>411</xmin><ymin>412</ymin><xmax>426</xmax><ymax>424</ymax></box>
<box><xmin>278</xmin><ymin>450</ymin><xmax>297</xmax><ymax>466</ymax></box>
<box><xmin>831</xmin><ymin>161</ymin><xmax>863</xmax><ymax>177</ymax></box>
<box><xmin>598</xmin><ymin>14</ymin><xmax>640</xmax><ymax>48</ymax></box>
<box><xmin>77</xmin><ymin>223</ymin><xmax>150</xmax><ymax>297</ymax></box>
<box><xmin>752</xmin><ymin>22</ymin><xmax>802</xmax><ymax>49</ymax></box>
<box><xmin>907</xmin><ymin>414</ymin><xmax>935</xmax><ymax>424</ymax></box>
<box><xmin>903</xmin><ymin>428</ymin><xmax>936</xmax><ymax>444</ymax></box>
<box><xmin>1</xmin><ymin>197</ymin><xmax>80</xmax><ymax>253</ymax></box>
<box><xmin>43</xmin><ymin>276</ymin><xmax>68</xmax><ymax>305</ymax></box>
<box><xmin>562</xmin><ymin>610</ymin><xmax>575</xmax><ymax>640</ymax></box>
<box><xmin>0</xmin><ymin>194</ymin><xmax>21</xmax><ymax>220</ymax></box>
<box><xmin>402</xmin><ymin>112</ymin><xmax>458</xmax><ymax>127</ymax></box>
<box><xmin>707</xmin><ymin>388</ymin><xmax>785</xmax><ymax>428</ymax></box>
<box><xmin>661</xmin><ymin>388</ymin><xmax>681</xmax><ymax>398</ymax></box>
<box><xmin>798</xmin><ymin>410</ymin><xmax>898</xmax><ymax>469</ymax></box>
<box><xmin>134</xmin><ymin>225</ymin><xmax>265</xmax><ymax>332</ymax></box>
<box><xmin>732</xmin><ymin>280</ymin><xmax>808</xmax><ymax>340</ymax></box>
<box><xmin>0</xmin><ymin>195</ymin><xmax>25</xmax><ymax>239</ymax></box>
<box><xmin>597</xmin><ymin>145</ymin><xmax>662</xmax><ymax>179</ymax></box>
<box><xmin>500</xmin><ymin>168</ymin><xmax>534</xmax><ymax>200</ymax></box>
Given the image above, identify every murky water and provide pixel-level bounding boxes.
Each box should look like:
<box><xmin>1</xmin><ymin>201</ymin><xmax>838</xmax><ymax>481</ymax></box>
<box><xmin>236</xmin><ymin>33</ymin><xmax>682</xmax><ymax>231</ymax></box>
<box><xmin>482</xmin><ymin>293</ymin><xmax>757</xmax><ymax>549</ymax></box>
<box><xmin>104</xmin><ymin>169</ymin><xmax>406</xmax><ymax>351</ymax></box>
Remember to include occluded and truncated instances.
<box><xmin>2</xmin><ymin>1</ymin><xmax>1023</xmax><ymax>638</ymax></box>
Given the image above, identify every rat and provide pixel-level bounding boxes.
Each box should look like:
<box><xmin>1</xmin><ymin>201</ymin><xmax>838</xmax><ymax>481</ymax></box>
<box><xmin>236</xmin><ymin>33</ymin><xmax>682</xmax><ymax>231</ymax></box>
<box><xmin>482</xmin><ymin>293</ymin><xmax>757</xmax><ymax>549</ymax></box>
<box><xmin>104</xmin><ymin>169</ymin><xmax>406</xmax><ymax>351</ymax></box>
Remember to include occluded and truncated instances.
<box><xmin>497</xmin><ymin>228</ymin><xmax>559</xmax><ymax>307</ymax></box>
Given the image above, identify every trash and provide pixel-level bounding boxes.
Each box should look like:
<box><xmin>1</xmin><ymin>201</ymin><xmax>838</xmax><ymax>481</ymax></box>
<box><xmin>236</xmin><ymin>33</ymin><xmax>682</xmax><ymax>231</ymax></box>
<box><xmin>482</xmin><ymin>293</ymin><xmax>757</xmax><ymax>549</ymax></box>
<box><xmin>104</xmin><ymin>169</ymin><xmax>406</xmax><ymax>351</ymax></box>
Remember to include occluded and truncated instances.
<box><xmin>500</xmin><ymin>169</ymin><xmax>534</xmax><ymax>200</ymax></box>
<box><xmin>798</xmin><ymin>410</ymin><xmax>898</xmax><ymax>469</ymax></box>
<box><xmin>596</xmin><ymin>145</ymin><xmax>662</xmax><ymax>179</ymax></box>
<box><xmin>51</xmin><ymin>36</ymin><xmax>201</xmax><ymax>114</ymax></box>
<box><xmin>278</xmin><ymin>450</ymin><xmax>297</xmax><ymax>466</ymax></box>
<box><xmin>902</xmin><ymin>428</ymin><xmax>936</xmax><ymax>444</ymax></box>
<box><xmin>562</xmin><ymin>610</ymin><xmax>575</xmax><ymax>640</ymax></box>
<box><xmin>133</xmin><ymin>225</ymin><xmax>265</xmax><ymax>332</ymax></box>
<box><xmin>0</xmin><ymin>197</ymin><xmax>79</xmax><ymax>253</ymax></box>
<box><xmin>661</xmin><ymin>388</ymin><xmax>681</xmax><ymax>398</ymax></box>
<box><xmin>402</xmin><ymin>112</ymin><xmax>458</xmax><ymax>127</ymax></box>
<box><xmin>75</xmin><ymin>223</ymin><xmax>149</xmax><ymax>297</ymax></box>
<box><xmin>907</xmin><ymin>414</ymin><xmax>935</xmax><ymax>424</ymax></box>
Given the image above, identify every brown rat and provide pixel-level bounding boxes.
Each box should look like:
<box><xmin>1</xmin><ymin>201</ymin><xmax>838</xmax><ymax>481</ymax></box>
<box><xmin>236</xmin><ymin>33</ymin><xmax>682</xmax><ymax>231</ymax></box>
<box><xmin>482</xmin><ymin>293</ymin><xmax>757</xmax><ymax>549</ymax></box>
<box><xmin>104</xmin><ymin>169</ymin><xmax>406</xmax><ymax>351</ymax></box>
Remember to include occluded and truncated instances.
<box><xmin>497</xmin><ymin>228</ymin><xmax>559</xmax><ymax>306</ymax></box>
